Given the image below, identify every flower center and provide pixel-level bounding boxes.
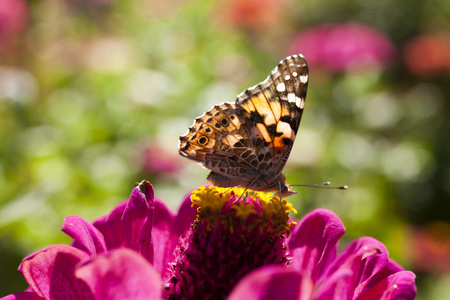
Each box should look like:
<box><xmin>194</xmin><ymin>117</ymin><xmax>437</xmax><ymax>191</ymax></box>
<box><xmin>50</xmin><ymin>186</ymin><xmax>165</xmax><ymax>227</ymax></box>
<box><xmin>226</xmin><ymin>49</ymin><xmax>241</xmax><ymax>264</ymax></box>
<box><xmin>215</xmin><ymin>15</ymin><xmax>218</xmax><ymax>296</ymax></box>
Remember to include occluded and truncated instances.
<box><xmin>163</xmin><ymin>186</ymin><xmax>297</xmax><ymax>300</ymax></box>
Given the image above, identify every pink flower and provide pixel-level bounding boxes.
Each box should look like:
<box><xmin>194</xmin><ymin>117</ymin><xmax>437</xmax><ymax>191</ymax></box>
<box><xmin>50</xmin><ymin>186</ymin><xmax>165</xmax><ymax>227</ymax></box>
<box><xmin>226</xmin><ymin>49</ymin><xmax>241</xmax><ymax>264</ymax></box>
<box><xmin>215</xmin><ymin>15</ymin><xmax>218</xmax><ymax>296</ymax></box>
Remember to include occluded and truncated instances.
<box><xmin>0</xmin><ymin>0</ymin><xmax>28</xmax><ymax>53</ymax></box>
<box><xmin>2</xmin><ymin>183</ymin><xmax>416</xmax><ymax>300</ymax></box>
<box><xmin>288</xmin><ymin>22</ymin><xmax>397</xmax><ymax>73</ymax></box>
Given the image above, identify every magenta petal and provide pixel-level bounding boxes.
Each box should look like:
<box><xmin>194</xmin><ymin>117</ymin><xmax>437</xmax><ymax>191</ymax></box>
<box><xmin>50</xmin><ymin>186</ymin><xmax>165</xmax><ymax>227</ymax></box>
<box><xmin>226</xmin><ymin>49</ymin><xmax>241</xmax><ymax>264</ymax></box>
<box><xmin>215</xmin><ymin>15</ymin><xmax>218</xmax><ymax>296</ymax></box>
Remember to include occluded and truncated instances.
<box><xmin>313</xmin><ymin>268</ymin><xmax>353</xmax><ymax>300</ymax></box>
<box><xmin>93</xmin><ymin>201</ymin><xmax>128</xmax><ymax>249</ymax></box>
<box><xmin>288</xmin><ymin>208</ymin><xmax>345</xmax><ymax>282</ymax></box>
<box><xmin>19</xmin><ymin>245</ymin><xmax>93</xmax><ymax>300</ymax></box>
<box><xmin>75</xmin><ymin>248</ymin><xmax>163</xmax><ymax>300</ymax></box>
<box><xmin>354</xmin><ymin>257</ymin><xmax>404</xmax><ymax>298</ymax></box>
<box><xmin>121</xmin><ymin>181</ymin><xmax>155</xmax><ymax>263</ymax></box>
<box><xmin>356</xmin><ymin>271</ymin><xmax>417</xmax><ymax>300</ymax></box>
<box><xmin>152</xmin><ymin>199</ymin><xmax>178</xmax><ymax>277</ymax></box>
<box><xmin>62</xmin><ymin>215</ymin><xmax>107</xmax><ymax>255</ymax></box>
<box><xmin>319</xmin><ymin>237</ymin><xmax>387</xmax><ymax>299</ymax></box>
<box><xmin>0</xmin><ymin>292</ymin><xmax>44</xmax><ymax>300</ymax></box>
<box><xmin>228</xmin><ymin>266</ymin><xmax>313</xmax><ymax>300</ymax></box>
<box><xmin>174</xmin><ymin>191</ymin><xmax>198</xmax><ymax>237</ymax></box>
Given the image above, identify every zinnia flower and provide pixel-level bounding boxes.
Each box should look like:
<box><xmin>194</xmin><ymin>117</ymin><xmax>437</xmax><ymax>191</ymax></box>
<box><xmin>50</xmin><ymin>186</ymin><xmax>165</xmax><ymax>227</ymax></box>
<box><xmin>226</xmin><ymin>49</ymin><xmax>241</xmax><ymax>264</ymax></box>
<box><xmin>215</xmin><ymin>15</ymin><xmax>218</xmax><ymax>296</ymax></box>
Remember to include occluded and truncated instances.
<box><xmin>2</xmin><ymin>181</ymin><xmax>416</xmax><ymax>300</ymax></box>
<box><xmin>288</xmin><ymin>22</ymin><xmax>396</xmax><ymax>73</ymax></box>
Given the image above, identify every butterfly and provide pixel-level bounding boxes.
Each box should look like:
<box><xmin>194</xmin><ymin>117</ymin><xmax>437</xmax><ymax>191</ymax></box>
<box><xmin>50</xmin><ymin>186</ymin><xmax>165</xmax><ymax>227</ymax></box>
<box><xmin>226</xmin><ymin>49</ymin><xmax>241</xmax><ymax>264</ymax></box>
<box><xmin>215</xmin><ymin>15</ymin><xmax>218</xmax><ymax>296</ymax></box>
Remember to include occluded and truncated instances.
<box><xmin>179</xmin><ymin>54</ymin><xmax>308</xmax><ymax>197</ymax></box>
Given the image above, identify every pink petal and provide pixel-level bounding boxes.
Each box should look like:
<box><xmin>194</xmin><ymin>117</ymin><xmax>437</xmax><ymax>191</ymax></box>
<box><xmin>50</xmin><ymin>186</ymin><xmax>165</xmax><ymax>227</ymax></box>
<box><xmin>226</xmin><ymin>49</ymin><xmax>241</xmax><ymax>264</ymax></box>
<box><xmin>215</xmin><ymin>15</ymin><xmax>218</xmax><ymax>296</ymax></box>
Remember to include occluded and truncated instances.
<box><xmin>228</xmin><ymin>266</ymin><xmax>313</xmax><ymax>300</ymax></box>
<box><xmin>121</xmin><ymin>181</ymin><xmax>155</xmax><ymax>263</ymax></box>
<box><xmin>19</xmin><ymin>245</ymin><xmax>93</xmax><ymax>300</ymax></box>
<box><xmin>63</xmin><ymin>215</ymin><xmax>107</xmax><ymax>255</ymax></box>
<box><xmin>174</xmin><ymin>191</ymin><xmax>198</xmax><ymax>237</ymax></box>
<box><xmin>75</xmin><ymin>248</ymin><xmax>163</xmax><ymax>300</ymax></box>
<box><xmin>93</xmin><ymin>201</ymin><xmax>128</xmax><ymax>249</ymax></box>
<box><xmin>354</xmin><ymin>258</ymin><xmax>404</xmax><ymax>297</ymax></box>
<box><xmin>318</xmin><ymin>237</ymin><xmax>387</xmax><ymax>299</ymax></box>
<box><xmin>356</xmin><ymin>271</ymin><xmax>417</xmax><ymax>300</ymax></box>
<box><xmin>288</xmin><ymin>208</ymin><xmax>345</xmax><ymax>282</ymax></box>
<box><xmin>152</xmin><ymin>199</ymin><xmax>178</xmax><ymax>277</ymax></box>
<box><xmin>313</xmin><ymin>268</ymin><xmax>353</xmax><ymax>300</ymax></box>
<box><xmin>0</xmin><ymin>292</ymin><xmax>44</xmax><ymax>300</ymax></box>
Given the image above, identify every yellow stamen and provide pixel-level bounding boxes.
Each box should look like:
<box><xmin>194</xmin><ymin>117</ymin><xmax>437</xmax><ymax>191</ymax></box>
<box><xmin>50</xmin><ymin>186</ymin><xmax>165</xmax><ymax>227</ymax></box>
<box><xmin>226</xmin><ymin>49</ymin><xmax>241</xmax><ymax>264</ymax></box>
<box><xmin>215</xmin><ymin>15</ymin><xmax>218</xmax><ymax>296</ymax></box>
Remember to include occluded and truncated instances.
<box><xmin>190</xmin><ymin>186</ymin><xmax>297</xmax><ymax>237</ymax></box>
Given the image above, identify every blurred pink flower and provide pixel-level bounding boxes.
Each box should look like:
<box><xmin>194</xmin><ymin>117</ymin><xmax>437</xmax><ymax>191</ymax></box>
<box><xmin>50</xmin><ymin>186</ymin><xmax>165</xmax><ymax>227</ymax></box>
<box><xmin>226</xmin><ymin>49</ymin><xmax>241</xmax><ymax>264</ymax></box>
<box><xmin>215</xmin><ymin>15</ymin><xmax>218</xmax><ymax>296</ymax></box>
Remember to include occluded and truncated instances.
<box><xmin>288</xmin><ymin>22</ymin><xmax>397</xmax><ymax>73</ymax></box>
<box><xmin>65</xmin><ymin>0</ymin><xmax>115</xmax><ymax>6</ymax></box>
<box><xmin>408</xmin><ymin>222</ymin><xmax>450</xmax><ymax>274</ymax></box>
<box><xmin>1</xmin><ymin>183</ymin><xmax>416</xmax><ymax>300</ymax></box>
<box><xmin>140</xmin><ymin>142</ymin><xmax>181</xmax><ymax>175</ymax></box>
<box><xmin>0</xmin><ymin>0</ymin><xmax>28</xmax><ymax>53</ymax></box>
<box><xmin>403</xmin><ymin>34</ymin><xmax>450</xmax><ymax>77</ymax></box>
<box><xmin>215</xmin><ymin>0</ymin><xmax>286</xmax><ymax>30</ymax></box>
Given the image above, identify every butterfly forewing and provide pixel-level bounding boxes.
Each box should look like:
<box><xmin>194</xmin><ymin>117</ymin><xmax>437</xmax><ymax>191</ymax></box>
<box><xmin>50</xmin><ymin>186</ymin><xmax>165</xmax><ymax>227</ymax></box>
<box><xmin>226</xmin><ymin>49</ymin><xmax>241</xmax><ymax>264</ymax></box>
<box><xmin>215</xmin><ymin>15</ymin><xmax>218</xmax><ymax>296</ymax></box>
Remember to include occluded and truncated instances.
<box><xmin>179</xmin><ymin>54</ymin><xmax>309</xmax><ymax>194</ymax></box>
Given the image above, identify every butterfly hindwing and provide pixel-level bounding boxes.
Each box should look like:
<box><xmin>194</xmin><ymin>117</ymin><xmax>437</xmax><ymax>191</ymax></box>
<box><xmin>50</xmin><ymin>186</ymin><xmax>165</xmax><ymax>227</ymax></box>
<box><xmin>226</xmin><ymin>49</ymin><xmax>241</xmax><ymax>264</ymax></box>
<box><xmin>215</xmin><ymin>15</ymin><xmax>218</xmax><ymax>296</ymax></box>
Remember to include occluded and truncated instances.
<box><xmin>178</xmin><ymin>102</ymin><xmax>257</xmax><ymax>187</ymax></box>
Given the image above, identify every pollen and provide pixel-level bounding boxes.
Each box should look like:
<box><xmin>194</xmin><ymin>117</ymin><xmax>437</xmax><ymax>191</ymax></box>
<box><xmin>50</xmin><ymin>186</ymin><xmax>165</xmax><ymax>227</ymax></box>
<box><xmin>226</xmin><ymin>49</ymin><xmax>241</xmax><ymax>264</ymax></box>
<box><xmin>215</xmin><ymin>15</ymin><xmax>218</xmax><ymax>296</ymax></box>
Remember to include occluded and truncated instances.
<box><xmin>232</xmin><ymin>202</ymin><xmax>258</xmax><ymax>220</ymax></box>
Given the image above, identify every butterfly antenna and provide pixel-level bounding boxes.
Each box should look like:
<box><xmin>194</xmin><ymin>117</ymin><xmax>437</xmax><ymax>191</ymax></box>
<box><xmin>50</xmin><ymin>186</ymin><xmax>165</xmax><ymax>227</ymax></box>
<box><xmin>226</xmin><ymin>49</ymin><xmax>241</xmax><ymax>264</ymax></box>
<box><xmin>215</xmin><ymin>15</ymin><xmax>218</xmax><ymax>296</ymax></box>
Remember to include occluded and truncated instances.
<box><xmin>291</xmin><ymin>182</ymin><xmax>348</xmax><ymax>190</ymax></box>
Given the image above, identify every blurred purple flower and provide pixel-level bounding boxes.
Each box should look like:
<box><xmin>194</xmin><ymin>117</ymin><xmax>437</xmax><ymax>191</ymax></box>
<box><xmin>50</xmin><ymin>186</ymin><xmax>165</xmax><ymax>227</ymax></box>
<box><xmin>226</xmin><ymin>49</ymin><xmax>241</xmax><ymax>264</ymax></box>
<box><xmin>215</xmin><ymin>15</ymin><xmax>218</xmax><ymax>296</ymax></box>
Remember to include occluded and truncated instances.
<box><xmin>288</xmin><ymin>22</ymin><xmax>396</xmax><ymax>73</ymax></box>
<box><xmin>1</xmin><ymin>183</ymin><xmax>416</xmax><ymax>300</ymax></box>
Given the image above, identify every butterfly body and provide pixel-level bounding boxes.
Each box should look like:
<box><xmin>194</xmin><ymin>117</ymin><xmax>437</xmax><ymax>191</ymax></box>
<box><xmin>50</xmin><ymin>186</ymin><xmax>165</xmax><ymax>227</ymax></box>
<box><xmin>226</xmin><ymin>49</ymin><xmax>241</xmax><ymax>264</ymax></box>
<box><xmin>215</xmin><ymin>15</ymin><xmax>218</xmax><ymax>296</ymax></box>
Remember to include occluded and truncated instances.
<box><xmin>179</xmin><ymin>54</ymin><xmax>308</xmax><ymax>197</ymax></box>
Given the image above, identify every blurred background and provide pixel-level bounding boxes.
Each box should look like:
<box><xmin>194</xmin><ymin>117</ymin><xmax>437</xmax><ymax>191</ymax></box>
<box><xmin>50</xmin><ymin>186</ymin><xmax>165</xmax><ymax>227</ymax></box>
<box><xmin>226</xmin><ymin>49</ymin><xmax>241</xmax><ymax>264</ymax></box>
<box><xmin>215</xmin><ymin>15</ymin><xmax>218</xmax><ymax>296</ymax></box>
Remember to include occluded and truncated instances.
<box><xmin>0</xmin><ymin>0</ymin><xmax>449</xmax><ymax>298</ymax></box>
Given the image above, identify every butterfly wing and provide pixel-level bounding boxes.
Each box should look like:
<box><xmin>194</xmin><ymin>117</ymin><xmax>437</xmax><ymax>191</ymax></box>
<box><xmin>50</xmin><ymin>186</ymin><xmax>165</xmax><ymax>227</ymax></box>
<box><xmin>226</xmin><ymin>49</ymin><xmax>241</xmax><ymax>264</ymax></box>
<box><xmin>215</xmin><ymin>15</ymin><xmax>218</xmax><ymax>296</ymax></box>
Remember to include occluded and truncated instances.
<box><xmin>178</xmin><ymin>54</ymin><xmax>309</xmax><ymax>188</ymax></box>
<box><xmin>236</xmin><ymin>54</ymin><xmax>309</xmax><ymax>176</ymax></box>
<box><xmin>179</xmin><ymin>102</ymin><xmax>258</xmax><ymax>187</ymax></box>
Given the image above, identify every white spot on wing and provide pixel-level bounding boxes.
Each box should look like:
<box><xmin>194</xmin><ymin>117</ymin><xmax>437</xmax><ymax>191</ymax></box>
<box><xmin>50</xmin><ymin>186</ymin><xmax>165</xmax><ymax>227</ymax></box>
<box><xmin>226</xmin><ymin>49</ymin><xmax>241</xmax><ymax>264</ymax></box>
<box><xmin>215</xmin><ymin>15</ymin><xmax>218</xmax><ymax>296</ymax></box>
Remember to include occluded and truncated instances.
<box><xmin>276</xmin><ymin>121</ymin><xmax>295</xmax><ymax>138</ymax></box>
<box><xmin>276</xmin><ymin>82</ymin><xmax>286</xmax><ymax>92</ymax></box>
<box><xmin>287</xmin><ymin>93</ymin><xmax>296</xmax><ymax>103</ymax></box>
<box><xmin>223</xmin><ymin>134</ymin><xmax>241</xmax><ymax>146</ymax></box>
<box><xmin>300</xmin><ymin>74</ymin><xmax>308</xmax><ymax>83</ymax></box>
<box><xmin>292</xmin><ymin>72</ymin><xmax>298</xmax><ymax>77</ymax></box>
<box><xmin>296</xmin><ymin>96</ymin><xmax>304</xmax><ymax>108</ymax></box>
<box><xmin>284</xmin><ymin>75</ymin><xmax>290</xmax><ymax>80</ymax></box>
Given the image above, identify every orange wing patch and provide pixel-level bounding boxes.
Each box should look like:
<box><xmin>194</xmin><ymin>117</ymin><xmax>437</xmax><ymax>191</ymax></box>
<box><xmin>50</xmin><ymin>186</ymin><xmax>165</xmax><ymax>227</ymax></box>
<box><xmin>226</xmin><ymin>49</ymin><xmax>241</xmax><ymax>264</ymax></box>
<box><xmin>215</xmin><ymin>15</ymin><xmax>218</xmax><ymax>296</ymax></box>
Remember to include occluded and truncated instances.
<box><xmin>256</xmin><ymin>123</ymin><xmax>272</xmax><ymax>143</ymax></box>
<box><xmin>252</xmin><ymin>95</ymin><xmax>276</xmax><ymax>126</ymax></box>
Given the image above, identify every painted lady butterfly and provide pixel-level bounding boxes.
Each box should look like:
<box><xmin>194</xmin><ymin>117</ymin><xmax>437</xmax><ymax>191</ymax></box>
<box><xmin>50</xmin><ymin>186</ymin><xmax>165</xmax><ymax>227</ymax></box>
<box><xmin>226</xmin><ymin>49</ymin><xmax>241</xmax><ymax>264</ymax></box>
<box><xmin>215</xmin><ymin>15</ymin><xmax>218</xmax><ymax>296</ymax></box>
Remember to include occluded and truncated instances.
<box><xmin>179</xmin><ymin>54</ymin><xmax>308</xmax><ymax>197</ymax></box>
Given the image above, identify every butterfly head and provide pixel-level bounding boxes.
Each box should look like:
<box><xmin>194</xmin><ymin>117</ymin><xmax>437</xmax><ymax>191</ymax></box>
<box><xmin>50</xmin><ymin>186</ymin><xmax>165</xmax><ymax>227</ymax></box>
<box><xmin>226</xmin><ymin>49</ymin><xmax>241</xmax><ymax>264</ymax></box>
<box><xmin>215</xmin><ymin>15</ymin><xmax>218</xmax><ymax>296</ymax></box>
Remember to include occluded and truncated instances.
<box><xmin>278</xmin><ymin>183</ymin><xmax>297</xmax><ymax>197</ymax></box>
<box><xmin>273</xmin><ymin>173</ymin><xmax>297</xmax><ymax>197</ymax></box>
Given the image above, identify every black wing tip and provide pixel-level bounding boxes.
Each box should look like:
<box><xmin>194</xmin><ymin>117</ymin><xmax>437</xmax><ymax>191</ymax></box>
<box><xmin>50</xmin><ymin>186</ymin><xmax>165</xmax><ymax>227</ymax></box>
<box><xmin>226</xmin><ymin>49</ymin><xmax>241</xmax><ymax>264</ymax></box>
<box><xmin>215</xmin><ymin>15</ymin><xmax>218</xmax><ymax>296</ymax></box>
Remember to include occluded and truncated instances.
<box><xmin>279</xmin><ymin>54</ymin><xmax>308</xmax><ymax>67</ymax></box>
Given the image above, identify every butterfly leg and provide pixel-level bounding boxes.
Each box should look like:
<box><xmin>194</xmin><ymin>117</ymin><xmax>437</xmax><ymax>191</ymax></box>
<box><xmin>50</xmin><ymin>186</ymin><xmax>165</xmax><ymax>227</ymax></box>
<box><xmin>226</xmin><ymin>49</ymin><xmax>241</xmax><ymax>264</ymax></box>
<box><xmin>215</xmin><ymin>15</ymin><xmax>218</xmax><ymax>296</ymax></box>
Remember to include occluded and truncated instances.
<box><xmin>219</xmin><ymin>187</ymin><xmax>233</xmax><ymax>196</ymax></box>
<box><xmin>237</xmin><ymin>187</ymin><xmax>250</xmax><ymax>202</ymax></box>
<box><xmin>277</xmin><ymin>180</ymin><xmax>286</xmax><ymax>212</ymax></box>
<box><xmin>237</xmin><ymin>174</ymin><xmax>264</xmax><ymax>201</ymax></box>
